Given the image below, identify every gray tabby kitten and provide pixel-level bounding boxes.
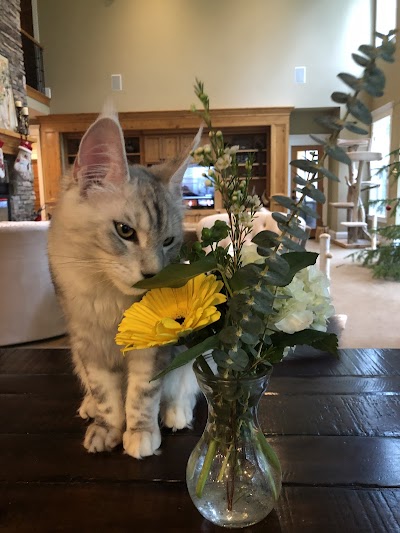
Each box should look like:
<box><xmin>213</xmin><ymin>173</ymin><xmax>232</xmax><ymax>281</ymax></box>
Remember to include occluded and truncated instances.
<box><xmin>48</xmin><ymin>110</ymin><xmax>201</xmax><ymax>458</ymax></box>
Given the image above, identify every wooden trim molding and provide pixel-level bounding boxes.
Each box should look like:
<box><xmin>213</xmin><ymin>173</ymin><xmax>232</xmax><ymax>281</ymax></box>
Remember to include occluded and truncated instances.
<box><xmin>0</xmin><ymin>128</ymin><xmax>36</xmax><ymax>155</ymax></box>
<box><xmin>27</xmin><ymin>85</ymin><xmax>51</xmax><ymax>107</ymax></box>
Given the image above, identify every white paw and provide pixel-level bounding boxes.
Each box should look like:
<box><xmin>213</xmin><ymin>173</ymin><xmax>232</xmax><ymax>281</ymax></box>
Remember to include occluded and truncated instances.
<box><xmin>162</xmin><ymin>402</ymin><xmax>194</xmax><ymax>431</ymax></box>
<box><xmin>84</xmin><ymin>423</ymin><xmax>122</xmax><ymax>453</ymax></box>
<box><xmin>123</xmin><ymin>428</ymin><xmax>162</xmax><ymax>459</ymax></box>
<box><xmin>78</xmin><ymin>394</ymin><xmax>97</xmax><ymax>420</ymax></box>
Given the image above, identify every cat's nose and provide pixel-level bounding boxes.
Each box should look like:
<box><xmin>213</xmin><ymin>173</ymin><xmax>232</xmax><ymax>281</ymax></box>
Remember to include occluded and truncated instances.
<box><xmin>141</xmin><ymin>272</ymin><xmax>156</xmax><ymax>280</ymax></box>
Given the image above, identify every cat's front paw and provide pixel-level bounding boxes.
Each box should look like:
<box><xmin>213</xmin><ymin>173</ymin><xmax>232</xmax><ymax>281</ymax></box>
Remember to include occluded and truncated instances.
<box><xmin>161</xmin><ymin>402</ymin><xmax>194</xmax><ymax>431</ymax></box>
<box><xmin>123</xmin><ymin>428</ymin><xmax>161</xmax><ymax>459</ymax></box>
<box><xmin>84</xmin><ymin>422</ymin><xmax>123</xmax><ymax>453</ymax></box>
<box><xmin>78</xmin><ymin>394</ymin><xmax>97</xmax><ymax>420</ymax></box>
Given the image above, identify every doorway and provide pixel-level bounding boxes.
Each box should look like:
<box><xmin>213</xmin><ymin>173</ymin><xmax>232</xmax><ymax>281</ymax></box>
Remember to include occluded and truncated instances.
<box><xmin>291</xmin><ymin>145</ymin><xmax>324</xmax><ymax>238</ymax></box>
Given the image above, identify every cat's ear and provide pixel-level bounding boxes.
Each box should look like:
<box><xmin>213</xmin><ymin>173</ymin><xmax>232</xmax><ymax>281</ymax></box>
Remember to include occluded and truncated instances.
<box><xmin>149</xmin><ymin>125</ymin><xmax>203</xmax><ymax>195</ymax></box>
<box><xmin>73</xmin><ymin>110</ymin><xmax>129</xmax><ymax>195</ymax></box>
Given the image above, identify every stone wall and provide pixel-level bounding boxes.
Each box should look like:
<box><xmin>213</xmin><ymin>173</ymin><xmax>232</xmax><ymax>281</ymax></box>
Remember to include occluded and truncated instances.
<box><xmin>0</xmin><ymin>0</ymin><xmax>35</xmax><ymax>220</ymax></box>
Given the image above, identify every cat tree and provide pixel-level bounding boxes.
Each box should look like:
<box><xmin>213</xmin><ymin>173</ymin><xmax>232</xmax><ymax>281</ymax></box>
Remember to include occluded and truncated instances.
<box><xmin>330</xmin><ymin>139</ymin><xmax>382</xmax><ymax>248</ymax></box>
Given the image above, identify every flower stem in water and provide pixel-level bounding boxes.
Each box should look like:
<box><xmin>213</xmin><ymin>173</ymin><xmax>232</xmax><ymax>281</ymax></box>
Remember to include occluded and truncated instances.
<box><xmin>195</xmin><ymin>437</ymin><xmax>217</xmax><ymax>498</ymax></box>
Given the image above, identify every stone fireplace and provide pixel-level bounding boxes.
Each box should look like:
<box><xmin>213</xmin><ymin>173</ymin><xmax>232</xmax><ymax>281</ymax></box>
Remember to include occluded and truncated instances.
<box><xmin>0</xmin><ymin>0</ymin><xmax>36</xmax><ymax>221</ymax></box>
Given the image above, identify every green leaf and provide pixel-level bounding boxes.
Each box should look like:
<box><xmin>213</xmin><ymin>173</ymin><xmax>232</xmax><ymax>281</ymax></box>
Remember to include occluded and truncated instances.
<box><xmin>151</xmin><ymin>336</ymin><xmax>219</xmax><ymax>381</ymax></box>
<box><xmin>358</xmin><ymin>44</ymin><xmax>377</xmax><ymax>59</ymax></box>
<box><xmin>219</xmin><ymin>326</ymin><xmax>238</xmax><ymax>346</ymax></box>
<box><xmin>303</xmin><ymin>185</ymin><xmax>326</xmax><ymax>203</ymax></box>
<box><xmin>265</xmin><ymin>253</ymin><xmax>290</xmax><ymax>274</ymax></box>
<box><xmin>241</xmin><ymin>315</ymin><xmax>264</xmax><ymax>336</ymax></box>
<box><xmin>338</xmin><ymin>72</ymin><xmax>361</xmax><ymax>90</ymax></box>
<box><xmin>352</xmin><ymin>53</ymin><xmax>370</xmax><ymax>67</ymax></box>
<box><xmin>309</xmin><ymin>134</ymin><xmax>326</xmax><ymax>145</ymax></box>
<box><xmin>228</xmin><ymin>294</ymin><xmax>250</xmax><ymax>320</ymax></box>
<box><xmin>230</xmin><ymin>263</ymin><xmax>262</xmax><ymax>292</ymax></box>
<box><xmin>271</xmin><ymin>211</ymin><xmax>290</xmax><ymax>224</ymax></box>
<box><xmin>252</xmin><ymin>229</ymin><xmax>281</xmax><ymax>249</ymax></box>
<box><xmin>293</xmin><ymin>175</ymin><xmax>308</xmax><ymax>186</ymax></box>
<box><xmin>347</xmin><ymin>97</ymin><xmax>372</xmax><ymax>125</ymax></box>
<box><xmin>363</xmin><ymin>66</ymin><xmax>385</xmax><ymax>97</ymax></box>
<box><xmin>281</xmin><ymin>251</ymin><xmax>318</xmax><ymax>280</ymax></box>
<box><xmin>331</xmin><ymin>91</ymin><xmax>350</xmax><ymax>104</ymax></box>
<box><xmin>298</xmin><ymin>203</ymin><xmax>319</xmax><ymax>219</ymax></box>
<box><xmin>290</xmin><ymin>159</ymin><xmax>319</xmax><ymax>174</ymax></box>
<box><xmin>272</xmin><ymin>195</ymin><xmax>296</xmax><ymax>209</ymax></box>
<box><xmin>271</xmin><ymin>329</ymin><xmax>339</xmax><ymax>356</ymax></box>
<box><xmin>227</xmin><ymin>349</ymin><xmax>249</xmax><ymax>371</ymax></box>
<box><xmin>279</xmin><ymin>221</ymin><xmax>310</xmax><ymax>241</ymax></box>
<box><xmin>134</xmin><ymin>254</ymin><xmax>217</xmax><ymax>289</ymax></box>
<box><xmin>251</xmin><ymin>292</ymin><xmax>274</xmax><ymax>314</ymax></box>
<box><xmin>325</xmin><ymin>144</ymin><xmax>352</xmax><ymax>165</ymax></box>
<box><xmin>240</xmin><ymin>331</ymin><xmax>260</xmax><ymax>346</ymax></box>
<box><xmin>317</xmin><ymin>165</ymin><xmax>340</xmax><ymax>182</ymax></box>
<box><xmin>344</xmin><ymin>122</ymin><xmax>369</xmax><ymax>135</ymax></box>
<box><xmin>280</xmin><ymin>236</ymin><xmax>306</xmax><ymax>252</ymax></box>
<box><xmin>262</xmin><ymin>269</ymin><xmax>290</xmax><ymax>287</ymax></box>
<box><xmin>315</xmin><ymin>115</ymin><xmax>343</xmax><ymax>131</ymax></box>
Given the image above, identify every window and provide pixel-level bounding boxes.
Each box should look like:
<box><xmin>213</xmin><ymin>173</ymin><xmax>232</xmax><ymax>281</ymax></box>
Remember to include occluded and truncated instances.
<box><xmin>375</xmin><ymin>0</ymin><xmax>397</xmax><ymax>44</ymax></box>
<box><xmin>368</xmin><ymin>109</ymin><xmax>392</xmax><ymax>218</ymax></box>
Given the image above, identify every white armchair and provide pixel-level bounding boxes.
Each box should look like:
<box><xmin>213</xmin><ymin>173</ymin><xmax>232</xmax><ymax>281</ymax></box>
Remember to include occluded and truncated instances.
<box><xmin>0</xmin><ymin>221</ymin><xmax>66</xmax><ymax>346</ymax></box>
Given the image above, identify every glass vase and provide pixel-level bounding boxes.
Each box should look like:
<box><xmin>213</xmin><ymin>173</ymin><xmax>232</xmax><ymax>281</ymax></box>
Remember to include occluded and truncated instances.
<box><xmin>186</xmin><ymin>360</ymin><xmax>282</xmax><ymax>529</ymax></box>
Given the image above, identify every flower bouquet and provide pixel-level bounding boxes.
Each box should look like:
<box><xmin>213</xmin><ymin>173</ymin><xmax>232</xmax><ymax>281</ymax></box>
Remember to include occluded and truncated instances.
<box><xmin>116</xmin><ymin>32</ymin><xmax>396</xmax><ymax>528</ymax></box>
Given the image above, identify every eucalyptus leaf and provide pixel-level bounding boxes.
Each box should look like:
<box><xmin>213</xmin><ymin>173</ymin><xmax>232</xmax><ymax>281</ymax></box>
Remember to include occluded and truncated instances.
<box><xmin>271</xmin><ymin>329</ymin><xmax>339</xmax><ymax>356</ymax></box>
<box><xmin>352</xmin><ymin>53</ymin><xmax>370</xmax><ymax>67</ymax></box>
<box><xmin>309</xmin><ymin>134</ymin><xmax>326</xmax><ymax>145</ymax></box>
<box><xmin>271</xmin><ymin>211</ymin><xmax>290</xmax><ymax>224</ymax></box>
<box><xmin>280</xmin><ymin>236</ymin><xmax>306</xmax><ymax>252</ymax></box>
<box><xmin>324</xmin><ymin>144</ymin><xmax>352</xmax><ymax>165</ymax></box>
<box><xmin>344</xmin><ymin>122</ymin><xmax>369</xmax><ymax>135</ymax></box>
<box><xmin>293</xmin><ymin>175</ymin><xmax>308</xmax><ymax>186</ymax></box>
<box><xmin>281</xmin><ymin>251</ymin><xmax>318</xmax><ymax>280</ymax></box>
<box><xmin>265</xmin><ymin>253</ymin><xmax>290</xmax><ymax>274</ymax></box>
<box><xmin>262</xmin><ymin>269</ymin><xmax>290</xmax><ymax>287</ymax></box>
<box><xmin>272</xmin><ymin>195</ymin><xmax>296</xmax><ymax>209</ymax></box>
<box><xmin>279</xmin><ymin>221</ymin><xmax>310</xmax><ymax>241</ymax></box>
<box><xmin>315</xmin><ymin>115</ymin><xmax>343</xmax><ymax>131</ymax></box>
<box><xmin>230</xmin><ymin>263</ymin><xmax>263</xmax><ymax>292</ymax></box>
<box><xmin>338</xmin><ymin>72</ymin><xmax>361</xmax><ymax>90</ymax></box>
<box><xmin>331</xmin><ymin>91</ymin><xmax>350</xmax><ymax>104</ymax></box>
<box><xmin>228</xmin><ymin>348</ymin><xmax>249</xmax><ymax>371</ymax></box>
<box><xmin>219</xmin><ymin>326</ymin><xmax>239</xmax><ymax>346</ymax></box>
<box><xmin>358</xmin><ymin>44</ymin><xmax>377</xmax><ymax>59</ymax></box>
<box><xmin>252</xmin><ymin>230</ymin><xmax>281</xmax><ymax>249</ymax></box>
<box><xmin>134</xmin><ymin>254</ymin><xmax>217</xmax><ymax>289</ymax></box>
<box><xmin>298</xmin><ymin>203</ymin><xmax>320</xmax><ymax>219</ymax></box>
<box><xmin>303</xmin><ymin>185</ymin><xmax>326</xmax><ymax>203</ymax></box>
<box><xmin>290</xmin><ymin>159</ymin><xmax>319</xmax><ymax>174</ymax></box>
<box><xmin>347</xmin><ymin>97</ymin><xmax>372</xmax><ymax>125</ymax></box>
<box><xmin>240</xmin><ymin>331</ymin><xmax>260</xmax><ymax>346</ymax></box>
<box><xmin>241</xmin><ymin>315</ymin><xmax>264</xmax><ymax>335</ymax></box>
<box><xmin>151</xmin><ymin>336</ymin><xmax>219</xmax><ymax>381</ymax></box>
<box><xmin>228</xmin><ymin>294</ymin><xmax>250</xmax><ymax>320</ymax></box>
<box><xmin>317</xmin><ymin>166</ymin><xmax>340</xmax><ymax>182</ymax></box>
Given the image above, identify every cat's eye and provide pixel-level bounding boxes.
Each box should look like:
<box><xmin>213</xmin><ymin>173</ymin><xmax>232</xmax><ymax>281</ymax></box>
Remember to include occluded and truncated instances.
<box><xmin>114</xmin><ymin>221</ymin><xmax>138</xmax><ymax>242</ymax></box>
<box><xmin>163</xmin><ymin>236</ymin><xmax>174</xmax><ymax>247</ymax></box>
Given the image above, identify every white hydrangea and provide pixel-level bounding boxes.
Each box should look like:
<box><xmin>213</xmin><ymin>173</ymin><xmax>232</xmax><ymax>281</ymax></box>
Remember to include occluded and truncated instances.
<box><xmin>272</xmin><ymin>265</ymin><xmax>335</xmax><ymax>334</ymax></box>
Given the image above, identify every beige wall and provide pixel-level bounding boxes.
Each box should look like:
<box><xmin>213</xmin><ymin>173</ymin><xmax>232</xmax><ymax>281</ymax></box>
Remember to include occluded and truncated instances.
<box><xmin>37</xmin><ymin>0</ymin><xmax>373</xmax><ymax>114</ymax></box>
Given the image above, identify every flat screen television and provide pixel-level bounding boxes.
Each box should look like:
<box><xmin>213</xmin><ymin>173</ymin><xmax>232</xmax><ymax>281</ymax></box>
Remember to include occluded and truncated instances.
<box><xmin>182</xmin><ymin>164</ymin><xmax>214</xmax><ymax>209</ymax></box>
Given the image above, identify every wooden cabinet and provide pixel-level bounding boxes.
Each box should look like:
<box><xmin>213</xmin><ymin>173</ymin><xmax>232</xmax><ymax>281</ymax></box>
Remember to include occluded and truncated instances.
<box><xmin>63</xmin><ymin>133</ymin><xmax>141</xmax><ymax>169</ymax></box>
<box><xmin>35</xmin><ymin>107</ymin><xmax>293</xmax><ymax>219</ymax></box>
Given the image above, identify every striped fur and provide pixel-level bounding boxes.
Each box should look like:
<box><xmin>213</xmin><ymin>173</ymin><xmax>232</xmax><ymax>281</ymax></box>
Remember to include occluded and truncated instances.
<box><xmin>48</xmin><ymin>112</ymin><xmax>201</xmax><ymax>458</ymax></box>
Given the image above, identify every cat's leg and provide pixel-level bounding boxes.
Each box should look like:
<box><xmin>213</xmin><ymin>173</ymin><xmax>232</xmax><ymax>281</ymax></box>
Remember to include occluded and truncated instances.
<box><xmin>160</xmin><ymin>356</ymin><xmax>199</xmax><ymax>431</ymax></box>
<box><xmin>123</xmin><ymin>348</ymin><xmax>168</xmax><ymax>459</ymax></box>
<box><xmin>78</xmin><ymin>393</ymin><xmax>96</xmax><ymax>420</ymax></box>
<box><xmin>72</xmin><ymin>350</ymin><xmax>125</xmax><ymax>452</ymax></box>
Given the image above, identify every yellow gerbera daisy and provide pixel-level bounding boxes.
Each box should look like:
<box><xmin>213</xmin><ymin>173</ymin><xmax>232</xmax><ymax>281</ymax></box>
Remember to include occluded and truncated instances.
<box><xmin>115</xmin><ymin>273</ymin><xmax>227</xmax><ymax>352</ymax></box>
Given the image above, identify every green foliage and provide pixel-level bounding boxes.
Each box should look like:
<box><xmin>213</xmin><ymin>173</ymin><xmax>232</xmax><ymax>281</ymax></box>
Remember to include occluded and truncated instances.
<box><xmin>354</xmin><ymin>148</ymin><xmax>400</xmax><ymax>280</ymax></box>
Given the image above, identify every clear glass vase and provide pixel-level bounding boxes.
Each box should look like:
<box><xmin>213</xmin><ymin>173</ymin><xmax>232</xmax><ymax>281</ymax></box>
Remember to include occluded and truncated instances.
<box><xmin>186</xmin><ymin>360</ymin><xmax>282</xmax><ymax>529</ymax></box>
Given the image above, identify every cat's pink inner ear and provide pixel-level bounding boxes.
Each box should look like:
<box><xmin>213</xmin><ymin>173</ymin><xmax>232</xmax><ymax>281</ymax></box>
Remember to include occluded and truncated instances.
<box><xmin>73</xmin><ymin>117</ymin><xmax>128</xmax><ymax>188</ymax></box>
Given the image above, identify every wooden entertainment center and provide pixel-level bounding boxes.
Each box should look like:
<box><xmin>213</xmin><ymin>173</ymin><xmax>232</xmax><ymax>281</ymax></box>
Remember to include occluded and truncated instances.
<box><xmin>35</xmin><ymin>107</ymin><xmax>293</xmax><ymax>221</ymax></box>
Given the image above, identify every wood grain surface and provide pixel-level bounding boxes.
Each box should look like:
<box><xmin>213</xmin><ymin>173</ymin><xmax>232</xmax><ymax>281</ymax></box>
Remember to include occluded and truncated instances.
<box><xmin>0</xmin><ymin>346</ymin><xmax>399</xmax><ymax>532</ymax></box>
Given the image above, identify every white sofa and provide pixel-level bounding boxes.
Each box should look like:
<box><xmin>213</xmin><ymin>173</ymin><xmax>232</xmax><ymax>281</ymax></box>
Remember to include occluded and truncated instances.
<box><xmin>0</xmin><ymin>221</ymin><xmax>66</xmax><ymax>346</ymax></box>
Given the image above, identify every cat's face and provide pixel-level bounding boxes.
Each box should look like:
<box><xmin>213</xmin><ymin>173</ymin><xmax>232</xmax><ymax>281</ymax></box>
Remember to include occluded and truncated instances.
<box><xmin>55</xmin><ymin>111</ymin><xmax>201</xmax><ymax>296</ymax></box>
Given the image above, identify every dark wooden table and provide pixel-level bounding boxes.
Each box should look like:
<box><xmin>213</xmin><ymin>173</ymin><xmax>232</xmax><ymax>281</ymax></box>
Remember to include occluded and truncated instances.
<box><xmin>0</xmin><ymin>346</ymin><xmax>399</xmax><ymax>532</ymax></box>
